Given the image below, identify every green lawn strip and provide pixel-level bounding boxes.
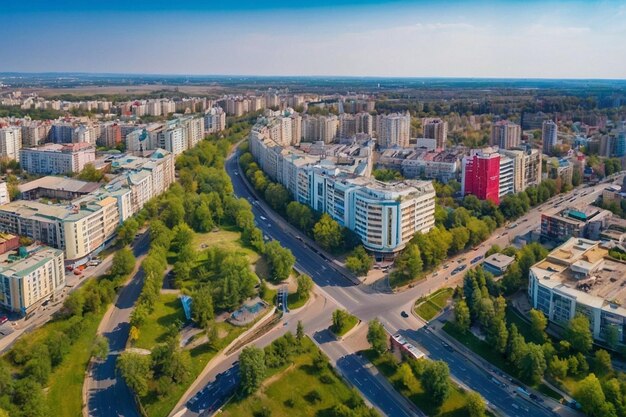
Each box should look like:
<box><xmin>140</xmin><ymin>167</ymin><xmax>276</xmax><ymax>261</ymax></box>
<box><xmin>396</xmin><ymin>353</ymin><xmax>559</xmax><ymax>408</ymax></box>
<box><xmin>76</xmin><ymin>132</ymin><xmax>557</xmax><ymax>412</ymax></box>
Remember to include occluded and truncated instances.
<box><xmin>415</xmin><ymin>288</ymin><xmax>453</xmax><ymax>321</ymax></box>
<box><xmin>46</xmin><ymin>313</ymin><xmax>102</xmax><ymax>417</ymax></box>
<box><xmin>389</xmin><ymin>270</ymin><xmax>427</xmax><ymax>289</ymax></box>
<box><xmin>442</xmin><ymin>322</ymin><xmax>515</xmax><ymax>376</ymax></box>
<box><xmin>139</xmin><ymin>321</ymin><xmax>248</xmax><ymax>417</ymax></box>
<box><xmin>333</xmin><ymin>314</ymin><xmax>358</xmax><ymax>337</ymax></box>
<box><xmin>537</xmin><ymin>383</ymin><xmax>564</xmax><ymax>401</ymax></box>
<box><xmin>361</xmin><ymin>350</ymin><xmax>469</xmax><ymax>417</ymax></box>
<box><xmin>134</xmin><ymin>293</ymin><xmax>186</xmax><ymax>350</ymax></box>
<box><xmin>287</xmin><ymin>292</ymin><xmax>308</xmax><ymax>310</ymax></box>
<box><xmin>221</xmin><ymin>339</ymin><xmax>356</xmax><ymax>417</ymax></box>
<box><xmin>193</xmin><ymin>228</ymin><xmax>260</xmax><ymax>264</ymax></box>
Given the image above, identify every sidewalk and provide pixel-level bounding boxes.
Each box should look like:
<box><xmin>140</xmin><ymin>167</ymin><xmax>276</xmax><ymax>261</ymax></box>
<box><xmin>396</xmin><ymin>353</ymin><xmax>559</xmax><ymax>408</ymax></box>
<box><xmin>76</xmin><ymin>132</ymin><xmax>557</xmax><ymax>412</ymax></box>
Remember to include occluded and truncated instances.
<box><xmin>169</xmin><ymin>307</ymin><xmax>278</xmax><ymax>416</ymax></box>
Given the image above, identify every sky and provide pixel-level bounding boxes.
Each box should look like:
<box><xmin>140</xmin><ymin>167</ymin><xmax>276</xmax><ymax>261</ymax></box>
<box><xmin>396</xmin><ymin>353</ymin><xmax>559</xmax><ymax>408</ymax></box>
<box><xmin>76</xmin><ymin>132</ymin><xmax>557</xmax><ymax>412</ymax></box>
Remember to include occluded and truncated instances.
<box><xmin>2</xmin><ymin>0</ymin><xmax>626</xmax><ymax>79</ymax></box>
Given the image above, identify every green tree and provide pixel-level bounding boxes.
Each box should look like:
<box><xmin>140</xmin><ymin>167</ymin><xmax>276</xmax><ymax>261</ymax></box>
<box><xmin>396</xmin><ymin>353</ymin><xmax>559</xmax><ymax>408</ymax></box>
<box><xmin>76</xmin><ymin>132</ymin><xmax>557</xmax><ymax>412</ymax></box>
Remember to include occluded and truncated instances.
<box><xmin>466</xmin><ymin>391</ymin><xmax>487</xmax><ymax>417</ymax></box>
<box><xmin>286</xmin><ymin>201</ymin><xmax>314</xmax><ymax>232</ymax></box>
<box><xmin>566</xmin><ymin>314</ymin><xmax>593</xmax><ymax>353</ymax></box>
<box><xmin>239</xmin><ymin>346</ymin><xmax>266</xmax><ymax>395</ymax></box>
<box><xmin>603</xmin><ymin>324</ymin><xmax>620</xmax><ymax>350</ymax></box>
<box><xmin>449</xmin><ymin>226</ymin><xmax>470</xmax><ymax>253</ymax></box>
<box><xmin>117</xmin><ymin>352</ymin><xmax>153</xmax><ymax>396</ymax></box>
<box><xmin>391</xmin><ymin>243</ymin><xmax>423</xmax><ymax>282</ymax></box>
<box><xmin>485</xmin><ymin>244</ymin><xmax>501</xmax><ymax>257</ymax></box>
<box><xmin>594</xmin><ymin>349</ymin><xmax>613</xmax><ymax>376</ymax></box>
<box><xmin>296</xmin><ymin>274</ymin><xmax>314</xmax><ymax>301</ymax></box>
<box><xmin>576</xmin><ymin>374</ymin><xmax>613</xmax><ymax>417</ymax></box>
<box><xmin>296</xmin><ymin>320</ymin><xmax>305</xmax><ymax>344</ymax></box>
<box><xmin>367</xmin><ymin>319</ymin><xmax>387</xmax><ymax>354</ymax></box>
<box><xmin>313</xmin><ymin>213</ymin><xmax>343</xmax><ymax>251</ymax></box>
<box><xmin>192</xmin><ymin>286</ymin><xmax>214</xmax><ymax>328</ymax></box>
<box><xmin>548</xmin><ymin>356</ymin><xmax>569</xmax><ymax>379</ymax></box>
<box><xmin>421</xmin><ymin>360</ymin><xmax>450</xmax><ymax>406</ymax></box>
<box><xmin>92</xmin><ymin>336</ymin><xmax>109</xmax><ymax>361</ymax></box>
<box><xmin>206</xmin><ymin>322</ymin><xmax>219</xmax><ymax>349</ymax></box>
<box><xmin>77</xmin><ymin>163</ymin><xmax>104</xmax><ymax>182</ymax></box>
<box><xmin>45</xmin><ymin>330</ymin><xmax>70</xmax><ymax>367</ymax></box>
<box><xmin>111</xmin><ymin>247</ymin><xmax>135</xmax><ymax>277</ymax></box>
<box><xmin>529</xmin><ymin>309</ymin><xmax>548</xmax><ymax>343</ymax></box>
<box><xmin>264</xmin><ymin>183</ymin><xmax>290</xmax><ymax>212</ymax></box>
<box><xmin>520</xmin><ymin>343</ymin><xmax>546</xmax><ymax>384</ymax></box>
<box><xmin>264</xmin><ymin>240</ymin><xmax>295</xmax><ymax>282</ymax></box>
<box><xmin>117</xmin><ymin>218</ymin><xmax>139</xmax><ymax>247</ymax></box>
<box><xmin>345</xmin><ymin>246</ymin><xmax>373</xmax><ymax>276</ymax></box>
<box><xmin>455</xmin><ymin>299</ymin><xmax>471</xmax><ymax>333</ymax></box>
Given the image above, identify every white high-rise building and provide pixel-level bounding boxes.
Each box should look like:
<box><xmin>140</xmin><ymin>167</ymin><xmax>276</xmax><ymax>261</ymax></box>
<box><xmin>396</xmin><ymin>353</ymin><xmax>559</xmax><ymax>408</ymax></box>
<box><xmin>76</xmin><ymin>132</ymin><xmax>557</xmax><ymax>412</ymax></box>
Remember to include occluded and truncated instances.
<box><xmin>542</xmin><ymin>120</ymin><xmax>558</xmax><ymax>154</ymax></box>
<box><xmin>0</xmin><ymin>126</ymin><xmax>23</xmax><ymax>161</ymax></box>
<box><xmin>376</xmin><ymin>112</ymin><xmax>411</xmax><ymax>148</ymax></box>
<box><xmin>158</xmin><ymin>126</ymin><xmax>187</xmax><ymax>156</ymax></box>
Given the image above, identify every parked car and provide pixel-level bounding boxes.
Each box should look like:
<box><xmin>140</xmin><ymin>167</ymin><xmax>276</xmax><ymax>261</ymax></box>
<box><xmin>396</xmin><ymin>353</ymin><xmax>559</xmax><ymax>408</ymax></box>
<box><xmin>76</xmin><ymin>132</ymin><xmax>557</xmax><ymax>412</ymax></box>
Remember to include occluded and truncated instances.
<box><xmin>401</xmin><ymin>311</ymin><xmax>409</xmax><ymax>318</ymax></box>
<box><xmin>0</xmin><ymin>316</ymin><xmax>8</xmax><ymax>325</ymax></box>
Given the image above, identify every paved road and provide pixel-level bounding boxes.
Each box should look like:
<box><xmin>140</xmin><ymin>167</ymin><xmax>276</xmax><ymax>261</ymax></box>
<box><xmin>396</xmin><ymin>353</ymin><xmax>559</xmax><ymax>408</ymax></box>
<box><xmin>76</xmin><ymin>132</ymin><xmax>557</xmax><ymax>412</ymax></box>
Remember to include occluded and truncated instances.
<box><xmin>225</xmin><ymin>149</ymin><xmax>613</xmax><ymax>417</ymax></box>
<box><xmin>85</xmin><ymin>232</ymin><xmax>151</xmax><ymax>417</ymax></box>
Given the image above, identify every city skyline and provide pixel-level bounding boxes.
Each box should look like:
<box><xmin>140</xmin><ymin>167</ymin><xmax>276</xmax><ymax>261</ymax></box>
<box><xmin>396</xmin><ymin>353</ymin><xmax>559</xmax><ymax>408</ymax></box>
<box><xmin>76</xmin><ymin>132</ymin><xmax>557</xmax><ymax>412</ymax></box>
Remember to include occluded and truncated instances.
<box><xmin>2</xmin><ymin>0</ymin><xmax>626</xmax><ymax>79</ymax></box>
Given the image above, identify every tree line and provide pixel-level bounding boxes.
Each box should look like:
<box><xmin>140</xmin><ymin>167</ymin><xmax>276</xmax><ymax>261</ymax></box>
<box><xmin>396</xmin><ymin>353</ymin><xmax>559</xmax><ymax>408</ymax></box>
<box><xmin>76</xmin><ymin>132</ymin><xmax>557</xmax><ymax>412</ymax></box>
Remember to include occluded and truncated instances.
<box><xmin>452</xmin><ymin>264</ymin><xmax>626</xmax><ymax>417</ymax></box>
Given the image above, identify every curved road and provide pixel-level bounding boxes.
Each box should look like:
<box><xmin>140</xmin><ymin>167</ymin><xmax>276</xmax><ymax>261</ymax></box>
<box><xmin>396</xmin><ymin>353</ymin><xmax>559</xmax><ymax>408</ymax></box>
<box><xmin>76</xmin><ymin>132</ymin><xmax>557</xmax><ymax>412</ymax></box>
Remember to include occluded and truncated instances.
<box><xmin>85</xmin><ymin>232</ymin><xmax>151</xmax><ymax>417</ymax></box>
<box><xmin>225</xmin><ymin>148</ymin><xmax>603</xmax><ymax>417</ymax></box>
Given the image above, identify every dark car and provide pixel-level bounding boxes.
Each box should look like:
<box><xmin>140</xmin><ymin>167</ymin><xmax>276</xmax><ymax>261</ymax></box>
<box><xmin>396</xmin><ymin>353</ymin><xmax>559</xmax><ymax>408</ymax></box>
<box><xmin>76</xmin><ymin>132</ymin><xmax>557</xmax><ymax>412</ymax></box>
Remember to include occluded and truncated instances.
<box><xmin>401</xmin><ymin>311</ymin><xmax>409</xmax><ymax>318</ymax></box>
<box><xmin>458</xmin><ymin>264</ymin><xmax>467</xmax><ymax>271</ymax></box>
<box><xmin>471</xmin><ymin>255</ymin><xmax>484</xmax><ymax>264</ymax></box>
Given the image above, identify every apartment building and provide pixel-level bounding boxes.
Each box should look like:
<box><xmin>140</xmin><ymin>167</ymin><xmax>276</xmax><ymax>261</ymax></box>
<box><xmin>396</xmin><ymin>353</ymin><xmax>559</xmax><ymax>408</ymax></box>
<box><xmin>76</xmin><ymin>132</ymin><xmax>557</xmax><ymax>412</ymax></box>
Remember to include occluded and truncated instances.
<box><xmin>490</xmin><ymin>120</ymin><xmax>521</xmax><ymax>149</ymax></box>
<box><xmin>0</xmin><ymin>149</ymin><xmax>175</xmax><ymax>265</ymax></box>
<box><xmin>0</xmin><ymin>246</ymin><xmax>65</xmax><ymax>314</ymax></box>
<box><xmin>20</xmin><ymin>142</ymin><xmax>95</xmax><ymax>175</ymax></box>
<box><xmin>249</xmin><ymin>122</ymin><xmax>435</xmax><ymax>254</ymax></box>
<box><xmin>204</xmin><ymin>107</ymin><xmax>226</xmax><ymax>134</ymax></box>
<box><xmin>542</xmin><ymin>120</ymin><xmax>558</xmax><ymax>154</ymax></box>
<box><xmin>179</xmin><ymin>115</ymin><xmax>205</xmax><ymax>150</ymax></box>
<box><xmin>499</xmin><ymin>148</ymin><xmax>542</xmax><ymax>193</ymax></box>
<box><xmin>0</xmin><ymin>126</ymin><xmax>23</xmax><ymax>161</ymax></box>
<box><xmin>461</xmin><ymin>150</ymin><xmax>501</xmax><ymax>204</ymax></box>
<box><xmin>376</xmin><ymin>112</ymin><xmax>411</xmax><ymax>148</ymax></box>
<box><xmin>422</xmin><ymin>118</ymin><xmax>448</xmax><ymax>149</ymax></box>
<box><xmin>302</xmin><ymin>114</ymin><xmax>339</xmax><ymax>144</ymax></box>
<box><xmin>528</xmin><ymin>238</ymin><xmax>626</xmax><ymax>345</ymax></box>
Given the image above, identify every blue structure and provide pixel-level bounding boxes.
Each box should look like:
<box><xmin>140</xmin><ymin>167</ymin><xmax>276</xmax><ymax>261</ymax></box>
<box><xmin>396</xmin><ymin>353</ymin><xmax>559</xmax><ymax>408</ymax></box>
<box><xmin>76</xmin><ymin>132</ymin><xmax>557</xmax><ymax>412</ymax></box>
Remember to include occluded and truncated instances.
<box><xmin>179</xmin><ymin>295</ymin><xmax>192</xmax><ymax>321</ymax></box>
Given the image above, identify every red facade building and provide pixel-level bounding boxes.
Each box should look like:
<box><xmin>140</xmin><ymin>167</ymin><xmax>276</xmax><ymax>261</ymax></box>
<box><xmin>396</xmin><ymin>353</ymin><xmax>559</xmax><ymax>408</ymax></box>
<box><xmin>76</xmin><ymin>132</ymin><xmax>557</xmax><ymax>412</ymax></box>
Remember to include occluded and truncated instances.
<box><xmin>462</xmin><ymin>152</ymin><xmax>501</xmax><ymax>204</ymax></box>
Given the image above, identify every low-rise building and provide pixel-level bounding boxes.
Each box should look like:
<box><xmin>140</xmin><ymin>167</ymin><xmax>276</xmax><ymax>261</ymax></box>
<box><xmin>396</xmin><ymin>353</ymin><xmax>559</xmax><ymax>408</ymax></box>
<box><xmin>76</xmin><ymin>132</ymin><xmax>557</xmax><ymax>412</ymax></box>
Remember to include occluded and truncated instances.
<box><xmin>18</xmin><ymin>176</ymin><xmax>100</xmax><ymax>201</ymax></box>
<box><xmin>541</xmin><ymin>206</ymin><xmax>613</xmax><ymax>243</ymax></box>
<box><xmin>483</xmin><ymin>253</ymin><xmax>515</xmax><ymax>276</ymax></box>
<box><xmin>528</xmin><ymin>238</ymin><xmax>626</xmax><ymax>345</ymax></box>
<box><xmin>0</xmin><ymin>246</ymin><xmax>65</xmax><ymax>314</ymax></box>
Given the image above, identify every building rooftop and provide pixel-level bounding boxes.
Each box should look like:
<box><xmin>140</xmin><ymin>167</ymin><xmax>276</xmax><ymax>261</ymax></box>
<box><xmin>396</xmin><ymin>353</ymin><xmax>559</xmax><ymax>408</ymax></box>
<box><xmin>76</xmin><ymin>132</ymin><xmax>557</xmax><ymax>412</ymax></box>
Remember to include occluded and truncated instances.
<box><xmin>0</xmin><ymin>246</ymin><xmax>63</xmax><ymax>278</ymax></box>
<box><xmin>484</xmin><ymin>253</ymin><xmax>515</xmax><ymax>270</ymax></box>
<box><xmin>531</xmin><ymin>238</ymin><xmax>626</xmax><ymax>314</ymax></box>
<box><xmin>18</xmin><ymin>176</ymin><xmax>100</xmax><ymax>196</ymax></box>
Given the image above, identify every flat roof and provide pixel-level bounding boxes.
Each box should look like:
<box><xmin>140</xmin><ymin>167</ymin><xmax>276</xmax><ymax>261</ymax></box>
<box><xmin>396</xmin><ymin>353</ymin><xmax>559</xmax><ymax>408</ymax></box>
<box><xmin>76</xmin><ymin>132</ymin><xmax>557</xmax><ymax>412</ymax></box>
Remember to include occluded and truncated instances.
<box><xmin>484</xmin><ymin>253</ymin><xmax>515</xmax><ymax>269</ymax></box>
<box><xmin>19</xmin><ymin>176</ymin><xmax>100</xmax><ymax>195</ymax></box>
<box><xmin>531</xmin><ymin>238</ymin><xmax>626</xmax><ymax>313</ymax></box>
<box><xmin>0</xmin><ymin>246</ymin><xmax>63</xmax><ymax>278</ymax></box>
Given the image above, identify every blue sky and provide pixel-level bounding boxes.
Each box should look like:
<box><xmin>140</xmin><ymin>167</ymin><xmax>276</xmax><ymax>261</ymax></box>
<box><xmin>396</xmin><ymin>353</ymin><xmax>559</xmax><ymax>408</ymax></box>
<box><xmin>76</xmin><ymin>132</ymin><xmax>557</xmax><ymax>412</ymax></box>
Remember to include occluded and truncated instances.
<box><xmin>2</xmin><ymin>1</ymin><xmax>626</xmax><ymax>78</ymax></box>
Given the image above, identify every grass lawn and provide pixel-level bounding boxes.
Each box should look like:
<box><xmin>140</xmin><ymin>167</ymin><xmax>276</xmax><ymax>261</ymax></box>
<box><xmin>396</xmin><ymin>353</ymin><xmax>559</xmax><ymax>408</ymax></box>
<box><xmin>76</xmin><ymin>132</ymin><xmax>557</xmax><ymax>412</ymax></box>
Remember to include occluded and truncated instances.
<box><xmin>139</xmin><ymin>320</ymin><xmax>250</xmax><ymax>417</ymax></box>
<box><xmin>332</xmin><ymin>313</ymin><xmax>358</xmax><ymax>337</ymax></box>
<box><xmin>193</xmin><ymin>227</ymin><xmax>260</xmax><ymax>265</ymax></box>
<box><xmin>362</xmin><ymin>349</ymin><xmax>470</xmax><ymax>417</ymax></box>
<box><xmin>2</xmin><ymin>279</ymin><xmax>111</xmax><ymax>417</ymax></box>
<box><xmin>287</xmin><ymin>292</ymin><xmax>308</xmax><ymax>310</ymax></box>
<box><xmin>389</xmin><ymin>271</ymin><xmax>426</xmax><ymax>289</ymax></box>
<box><xmin>46</xmin><ymin>313</ymin><xmax>103</xmax><ymax>417</ymax></box>
<box><xmin>222</xmin><ymin>339</ymin><xmax>364</xmax><ymax>417</ymax></box>
<box><xmin>134</xmin><ymin>293</ymin><xmax>186</xmax><ymax>350</ymax></box>
<box><xmin>537</xmin><ymin>383</ymin><xmax>564</xmax><ymax>401</ymax></box>
<box><xmin>415</xmin><ymin>288</ymin><xmax>453</xmax><ymax>321</ymax></box>
<box><xmin>442</xmin><ymin>322</ymin><xmax>515</xmax><ymax>376</ymax></box>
